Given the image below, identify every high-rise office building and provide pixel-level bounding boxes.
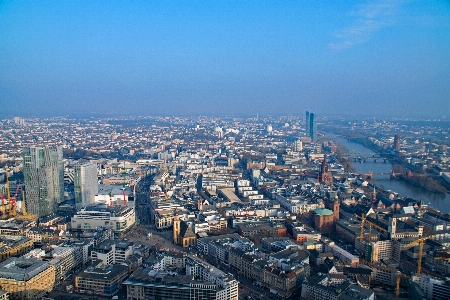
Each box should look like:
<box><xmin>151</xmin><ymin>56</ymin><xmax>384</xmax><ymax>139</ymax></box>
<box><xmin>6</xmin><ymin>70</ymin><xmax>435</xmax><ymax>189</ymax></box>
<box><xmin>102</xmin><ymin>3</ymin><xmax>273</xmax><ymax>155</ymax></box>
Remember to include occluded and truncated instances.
<box><xmin>22</xmin><ymin>146</ymin><xmax>64</xmax><ymax>217</ymax></box>
<box><xmin>74</xmin><ymin>162</ymin><xmax>98</xmax><ymax>210</ymax></box>
<box><xmin>306</xmin><ymin>111</ymin><xmax>310</xmax><ymax>137</ymax></box>
<box><xmin>309</xmin><ymin>112</ymin><xmax>317</xmax><ymax>142</ymax></box>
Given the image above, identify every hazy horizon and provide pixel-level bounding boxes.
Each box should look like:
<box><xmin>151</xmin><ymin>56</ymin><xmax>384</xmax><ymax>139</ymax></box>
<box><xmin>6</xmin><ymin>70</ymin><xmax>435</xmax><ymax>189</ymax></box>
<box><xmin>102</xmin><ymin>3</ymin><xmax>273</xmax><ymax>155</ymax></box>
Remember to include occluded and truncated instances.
<box><xmin>1</xmin><ymin>1</ymin><xmax>449</xmax><ymax>118</ymax></box>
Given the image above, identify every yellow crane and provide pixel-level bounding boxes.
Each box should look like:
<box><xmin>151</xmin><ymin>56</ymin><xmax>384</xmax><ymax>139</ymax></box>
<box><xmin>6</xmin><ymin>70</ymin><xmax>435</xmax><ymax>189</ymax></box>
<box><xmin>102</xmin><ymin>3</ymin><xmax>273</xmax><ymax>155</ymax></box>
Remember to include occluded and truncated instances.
<box><xmin>395</xmin><ymin>272</ymin><xmax>408</xmax><ymax>297</ymax></box>
<box><xmin>395</xmin><ymin>237</ymin><xmax>428</xmax><ymax>297</ymax></box>
<box><xmin>16</xmin><ymin>187</ymin><xmax>37</xmax><ymax>221</ymax></box>
<box><xmin>402</xmin><ymin>237</ymin><xmax>427</xmax><ymax>275</ymax></box>
<box><xmin>355</xmin><ymin>214</ymin><xmax>388</xmax><ymax>259</ymax></box>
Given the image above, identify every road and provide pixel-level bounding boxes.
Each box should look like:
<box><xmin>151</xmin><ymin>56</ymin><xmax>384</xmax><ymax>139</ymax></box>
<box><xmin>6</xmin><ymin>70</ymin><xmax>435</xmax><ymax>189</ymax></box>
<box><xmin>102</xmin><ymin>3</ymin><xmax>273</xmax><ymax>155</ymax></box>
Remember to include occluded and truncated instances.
<box><xmin>135</xmin><ymin>174</ymin><xmax>154</xmax><ymax>225</ymax></box>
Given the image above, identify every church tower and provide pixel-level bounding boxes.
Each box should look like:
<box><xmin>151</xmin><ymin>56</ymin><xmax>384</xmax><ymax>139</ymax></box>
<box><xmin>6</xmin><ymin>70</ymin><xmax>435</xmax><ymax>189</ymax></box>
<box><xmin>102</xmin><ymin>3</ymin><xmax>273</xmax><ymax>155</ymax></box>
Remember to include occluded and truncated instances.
<box><xmin>333</xmin><ymin>195</ymin><xmax>340</xmax><ymax>222</ymax></box>
<box><xmin>173</xmin><ymin>211</ymin><xmax>180</xmax><ymax>245</ymax></box>
<box><xmin>371</xmin><ymin>186</ymin><xmax>377</xmax><ymax>208</ymax></box>
<box><xmin>319</xmin><ymin>155</ymin><xmax>329</xmax><ymax>183</ymax></box>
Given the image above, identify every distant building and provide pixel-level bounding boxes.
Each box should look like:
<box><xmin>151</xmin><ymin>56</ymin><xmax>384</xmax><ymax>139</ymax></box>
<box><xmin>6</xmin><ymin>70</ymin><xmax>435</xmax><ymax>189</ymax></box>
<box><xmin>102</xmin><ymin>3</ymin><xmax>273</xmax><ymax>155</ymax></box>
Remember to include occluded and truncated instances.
<box><xmin>319</xmin><ymin>155</ymin><xmax>329</xmax><ymax>183</ymax></box>
<box><xmin>74</xmin><ymin>162</ymin><xmax>98</xmax><ymax>210</ymax></box>
<box><xmin>394</xmin><ymin>134</ymin><xmax>401</xmax><ymax>151</ymax></box>
<box><xmin>293</xmin><ymin>139</ymin><xmax>303</xmax><ymax>152</ymax></box>
<box><xmin>305</xmin><ymin>111</ymin><xmax>317</xmax><ymax>141</ymax></box>
<box><xmin>309</xmin><ymin>112</ymin><xmax>317</xmax><ymax>142</ymax></box>
<box><xmin>22</xmin><ymin>146</ymin><xmax>64</xmax><ymax>217</ymax></box>
<box><xmin>306</xmin><ymin>111</ymin><xmax>310</xmax><ymax>137</ymax></box>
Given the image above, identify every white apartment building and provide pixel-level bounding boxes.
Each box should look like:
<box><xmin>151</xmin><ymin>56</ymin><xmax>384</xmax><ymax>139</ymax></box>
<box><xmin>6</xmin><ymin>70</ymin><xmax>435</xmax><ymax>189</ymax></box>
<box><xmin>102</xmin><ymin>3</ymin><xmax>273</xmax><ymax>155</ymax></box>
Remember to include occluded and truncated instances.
<box><xmin>185</xmin><ymin>255</ymin><xmax>238</xmax><ymax>300</ymax></box>
<box><xmin>91</xmin><ymin>240</ymin><xmax>133</xmax><ymax>265</ymax></box>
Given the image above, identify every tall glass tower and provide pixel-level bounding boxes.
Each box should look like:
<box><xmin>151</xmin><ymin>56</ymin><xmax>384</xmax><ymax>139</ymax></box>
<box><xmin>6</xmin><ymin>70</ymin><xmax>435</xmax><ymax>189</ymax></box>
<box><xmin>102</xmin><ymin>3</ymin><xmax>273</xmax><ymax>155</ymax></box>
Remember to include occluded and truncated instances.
<box><xmin>310</xmin><ymin>112</ymin><xmax>317</xmax><ymax>142</ymax></box>
<box><xmin>74</xmin><ymin>162</ymin><xmax>98</xmax><ymax>210</ymax></box>
<box><xmin>22</xmin><ymin>146</ymin><xmax>64</xmax><ymax>217</ymax></box>
<box><xmin>306</xmin><ymin>111</ymin><xmax>310</xmax><ymax>137</ymax></box>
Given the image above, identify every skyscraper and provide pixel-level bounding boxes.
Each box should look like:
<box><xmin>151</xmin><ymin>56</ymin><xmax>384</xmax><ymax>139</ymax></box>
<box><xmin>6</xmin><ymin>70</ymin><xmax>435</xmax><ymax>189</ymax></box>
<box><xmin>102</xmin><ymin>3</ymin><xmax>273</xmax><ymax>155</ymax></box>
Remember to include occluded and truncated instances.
<box><xmin>309</xmin><ymin>112</ymin><xmax>317</xmax><ymax>142</ymax></box>
<box><xmin>74</xmin><ymin>162</ymin><xmax>98</xmax><ymax>210</ymax></box>
<box><xmin>22</xmin><ymin>146</ymin><xmax>64</xmax><ymax>217</ymax></box>
<box><xmin>306</xmin><ymin>111</ymin><xmax>310</xmax><ymax>137</ymax></box>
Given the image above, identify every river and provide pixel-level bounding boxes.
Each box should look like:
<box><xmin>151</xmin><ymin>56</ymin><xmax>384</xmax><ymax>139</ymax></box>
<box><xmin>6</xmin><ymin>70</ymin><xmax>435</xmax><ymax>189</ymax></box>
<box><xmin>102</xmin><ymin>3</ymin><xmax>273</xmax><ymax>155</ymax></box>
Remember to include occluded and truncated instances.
<box><xmin>326</xmin><ymin>134</ymin><xmax>450</xmax><ymax>214</ymax></box>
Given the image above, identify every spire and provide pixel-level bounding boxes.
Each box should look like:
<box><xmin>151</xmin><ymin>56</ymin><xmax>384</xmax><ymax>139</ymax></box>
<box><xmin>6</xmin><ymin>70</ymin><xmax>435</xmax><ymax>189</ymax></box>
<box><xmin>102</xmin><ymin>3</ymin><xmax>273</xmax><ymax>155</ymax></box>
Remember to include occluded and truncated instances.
<box><xmin>372</xmin><ymin>186</ymin><xmax>377</xmax><ymax>206</ymax></box>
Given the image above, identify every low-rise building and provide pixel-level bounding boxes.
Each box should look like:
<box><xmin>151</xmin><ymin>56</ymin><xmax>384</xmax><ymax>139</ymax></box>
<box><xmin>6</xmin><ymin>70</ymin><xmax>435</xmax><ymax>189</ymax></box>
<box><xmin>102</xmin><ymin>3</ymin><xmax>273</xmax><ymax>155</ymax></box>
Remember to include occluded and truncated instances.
<box><xmin>124</xmin><ymin>268</ymin><xmax>219</xmax><ymax>300</ymax></box>
<box><xmin>0</xmin><ymin>235</ymin><xmax>33</xmax><ymax>263</ymax></box>
<box><xmin>185</xmin><ymin>255</ymin><xmax>238</xmax><ymax>300</ymax></box>
<box><xmin>0</xmin><ymin>257</ymin><xmax>55</xmax><ymax>300</ymax></box>
<box><xmin>74</xmin><ymin>261</ymin><xmax>129</xmax><ymax>297</ymax></box>
<box><xmin>71</xmin><ymin>204</ymin><xmax>135</xmax><ymax>232</ymax></box>
<box><xmin>411</xmin><ymin>274</ymin><xmax>450</xmax><ymax>300</ymax></box>
<box><xmin>91</xmin><ymin>239</ymin><xmax>133</xmax><ymax>265</ymax></box>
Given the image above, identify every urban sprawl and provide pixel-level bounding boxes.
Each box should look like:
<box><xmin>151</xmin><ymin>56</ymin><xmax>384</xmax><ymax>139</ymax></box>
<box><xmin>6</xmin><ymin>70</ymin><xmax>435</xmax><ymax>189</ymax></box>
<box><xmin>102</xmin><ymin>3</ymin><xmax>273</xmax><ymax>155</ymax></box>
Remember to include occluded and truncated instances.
<box><xmin>0</xmin><ymin>114</ymin><xmax>449</xmax><ymax>300</ymax></box>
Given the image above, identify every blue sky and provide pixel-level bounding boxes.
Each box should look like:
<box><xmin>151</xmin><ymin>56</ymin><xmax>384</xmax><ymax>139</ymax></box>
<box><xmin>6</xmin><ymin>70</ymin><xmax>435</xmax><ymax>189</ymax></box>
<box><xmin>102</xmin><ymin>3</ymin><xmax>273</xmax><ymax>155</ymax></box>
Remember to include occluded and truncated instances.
<box><xmin>0</xmin><ymin>0</ymin><xmax>449</xmax><ymax>117</ymax></box>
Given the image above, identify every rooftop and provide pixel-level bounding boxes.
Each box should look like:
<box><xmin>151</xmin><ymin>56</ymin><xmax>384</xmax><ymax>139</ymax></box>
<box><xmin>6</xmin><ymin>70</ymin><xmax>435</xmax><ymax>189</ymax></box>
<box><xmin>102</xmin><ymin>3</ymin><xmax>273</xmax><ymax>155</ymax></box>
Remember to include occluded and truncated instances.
<box><xmin>314</xmin><ymin>208</ymin><xmax>334</xmax><ymax>216</ymax></box>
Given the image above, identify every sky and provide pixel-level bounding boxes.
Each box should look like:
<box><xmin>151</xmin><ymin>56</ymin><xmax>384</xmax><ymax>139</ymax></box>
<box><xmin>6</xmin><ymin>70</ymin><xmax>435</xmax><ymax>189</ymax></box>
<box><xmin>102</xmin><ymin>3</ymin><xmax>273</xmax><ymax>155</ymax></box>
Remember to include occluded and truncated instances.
<box><xmin>0</xmin><ymin>0</ymin><xmax>449</xmax><ymax>118</ymax></box>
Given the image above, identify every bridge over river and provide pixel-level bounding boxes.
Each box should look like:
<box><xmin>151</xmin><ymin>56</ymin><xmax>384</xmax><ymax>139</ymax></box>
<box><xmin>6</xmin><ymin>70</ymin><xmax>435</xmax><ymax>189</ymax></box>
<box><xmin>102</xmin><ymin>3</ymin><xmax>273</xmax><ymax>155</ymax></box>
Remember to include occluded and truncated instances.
<box><xmin>327</xmin><ymin>133</ymin><xmax>450</xmax><ymax>214</ymax></box>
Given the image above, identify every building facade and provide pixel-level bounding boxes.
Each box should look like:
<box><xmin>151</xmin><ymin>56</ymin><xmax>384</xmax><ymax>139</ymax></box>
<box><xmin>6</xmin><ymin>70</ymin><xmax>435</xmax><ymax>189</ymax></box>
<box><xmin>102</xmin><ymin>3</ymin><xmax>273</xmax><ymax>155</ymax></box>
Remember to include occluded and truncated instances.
<box><xmin>0</xmin><ymin>257</ymin><xmax>55</xmax><ymax>300</ymax></box>
<box><xmin>74</xmin><ymin>162</ymin><xmax>98</xmax><ymax>210</ymax></box>
<box><xmin>22</xmin><ymin>146</ymin><xmax>64</xmax><ymax>217</ymax></box>
<box><xmin>71</xmin><ymin>205</ymin><xmax>135</xmax><ymax>233</ymax></box>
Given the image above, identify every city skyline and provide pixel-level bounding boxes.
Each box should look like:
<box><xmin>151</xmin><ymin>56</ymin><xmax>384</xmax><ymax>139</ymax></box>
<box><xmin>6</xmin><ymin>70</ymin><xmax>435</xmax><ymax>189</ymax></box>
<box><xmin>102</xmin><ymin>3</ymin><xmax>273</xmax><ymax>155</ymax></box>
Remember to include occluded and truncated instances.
<box><xmin>1</xmin><ymin>1</ymin><xmax>450</xmax><ymax>118</ymax></box>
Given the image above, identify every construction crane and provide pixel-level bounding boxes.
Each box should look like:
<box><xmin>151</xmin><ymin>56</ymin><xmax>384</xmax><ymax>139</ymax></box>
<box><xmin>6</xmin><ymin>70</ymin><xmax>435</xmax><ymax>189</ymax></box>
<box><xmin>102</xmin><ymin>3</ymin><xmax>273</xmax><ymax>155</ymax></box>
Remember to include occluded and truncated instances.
<box><xmin>355</xmin><ymin>214</ymin><xmax>389</xmax><ymax>260</ymax></box>
<box><xmin>402</xmin><ymin>238</ymin><xmax>428</xmax><ymax>275</ymax></box>
<box><xmin>357</xmin><ymin>214</ymin><xmax>366</xmax><ymax>255</ymax></box>
<box><xmin>395</xmin><ymin>272</ymin><xmax>408</xmax><ymax>297</ymax></box>
<box><xmin>394</xmin><ymin>237</ymin><xmax>429</xmax><ymax>297</ymax></box>
<box><xmin>9</xmin><ymin>184</ymin><xmax>20</xmax><ymax>218</ymax></box>
<box><xmin>0</xmin><ymin>190</ymin><xmax>6</xmax><ymax>218</ymax></box>
<box><xmin>16</xmin><ymin>188</ymin><xmax>37</xmax><ymax>221</ymax></box>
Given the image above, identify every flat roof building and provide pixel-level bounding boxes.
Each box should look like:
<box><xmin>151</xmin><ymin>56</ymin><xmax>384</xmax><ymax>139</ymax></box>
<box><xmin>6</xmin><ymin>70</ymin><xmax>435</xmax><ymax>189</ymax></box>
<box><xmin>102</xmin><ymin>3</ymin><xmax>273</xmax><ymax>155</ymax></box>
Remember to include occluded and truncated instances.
<box><xmin>0</xmin><ymin>257</ymin><xmax>55</xmax><ymax>300</ymax></box>
<box><xmin>71</xmin><ymin>204</ymin><xmax>135</xmax><ymax>232</ymax></box>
